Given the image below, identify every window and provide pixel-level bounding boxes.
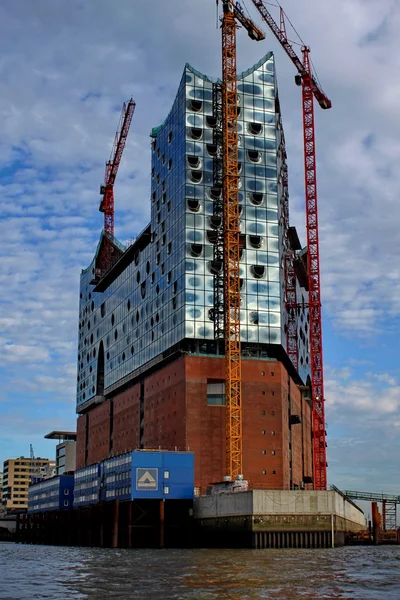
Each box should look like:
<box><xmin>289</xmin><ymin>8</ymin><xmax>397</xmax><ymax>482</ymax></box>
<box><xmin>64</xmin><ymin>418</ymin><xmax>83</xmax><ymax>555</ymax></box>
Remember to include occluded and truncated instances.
<box><xmin>207</xmin><ymin>381</ymin><xmax>225</xmax><ymax>406</ymax></box>
<box><xmin>272</xmin><ymin>450</ymin><xmax>276</xmax><ymax>455</ymax></box>
<box><xmin>261</xmin><ymin>410</ymin><xmax>266</xmax><ymax>416</ymax></box>
<box><xmin>64</xmin><ymin>500</ymin><xmax>69</xmax><ymax>507</ymax></box>
<box><xmin>164</xmin><ymin>471</ymin><xmax>170</xmax><ymax>479</ymax></box>
<box><xmin>261</xmin><ymin>430</ymin><xmax>266</xmax><ymax>435</ymax></box>
<box><xmin>262</xmin><ymin>470</ymin><xmax>266</xmax><ymax>475</ymax></box>
<box><xmin>262</xmin><ymin>450</ymin><xmax>266</xmax><ymax>455</ymax></box>
<box><xmin>272</xmin><ymin>471</ymin><xmax>276</xmax><ymax>475</ymax></box>
<box><xmin>271</xmin><ymin>430</ymin><xmax>276</xmax><ymax>435</ymax></box>
<box><xmin>64</xmin><ymin>489</ymin><xmax>69</xmax><ymax>495</ymax></box>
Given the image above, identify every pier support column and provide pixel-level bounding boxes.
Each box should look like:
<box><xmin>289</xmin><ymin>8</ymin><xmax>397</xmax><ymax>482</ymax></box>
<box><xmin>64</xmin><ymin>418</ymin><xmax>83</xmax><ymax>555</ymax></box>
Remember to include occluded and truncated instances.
<box><xmin>159</xmin><ymin>500</ymin><xmax>165</xmax><ymax>549</ymax></box>
<box><xmin>127</xmin><ymin>501</ymin><xmax>133</xmax><ymax>549</ymax></box>
<box><xmin>99</xmin><ymin>501</ymin><xmax>105</xmax><ymax>548</ymax></box>
<box><xmin>112</xmin><ymin>499</ymin><xmax>119</xmax><ymax>549</ymax></box>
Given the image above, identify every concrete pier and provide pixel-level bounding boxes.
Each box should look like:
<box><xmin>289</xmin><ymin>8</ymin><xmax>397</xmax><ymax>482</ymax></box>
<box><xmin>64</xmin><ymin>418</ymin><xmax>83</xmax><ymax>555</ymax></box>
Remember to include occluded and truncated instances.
<box><xmin>194</xmin><ymin>490</ymin><xmax>367</xmax><ymax>548</ymax></box>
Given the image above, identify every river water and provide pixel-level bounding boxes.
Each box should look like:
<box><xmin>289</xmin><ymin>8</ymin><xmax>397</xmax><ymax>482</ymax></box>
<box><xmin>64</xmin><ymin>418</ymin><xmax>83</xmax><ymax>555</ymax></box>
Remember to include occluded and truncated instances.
<box><xmin>0</xmin><ymin>543</ymin><xmax>399</xmax><ymax>599</ymax></box>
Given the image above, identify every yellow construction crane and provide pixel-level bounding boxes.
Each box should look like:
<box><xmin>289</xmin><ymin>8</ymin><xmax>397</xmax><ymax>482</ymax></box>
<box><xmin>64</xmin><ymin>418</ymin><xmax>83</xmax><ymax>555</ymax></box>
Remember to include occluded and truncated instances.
<box><xmin>219</xmin><ymin>0</ymin><xmax>264</xmax><ymax>480</ymax></box>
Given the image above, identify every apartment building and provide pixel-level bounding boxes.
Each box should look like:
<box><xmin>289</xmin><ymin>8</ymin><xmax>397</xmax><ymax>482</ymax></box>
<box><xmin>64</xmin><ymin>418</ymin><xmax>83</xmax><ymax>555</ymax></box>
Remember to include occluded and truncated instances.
<box><xmin>2</xmin><ymin>457</ymin><xmax>55</xmax><ymax>512</ymax></box>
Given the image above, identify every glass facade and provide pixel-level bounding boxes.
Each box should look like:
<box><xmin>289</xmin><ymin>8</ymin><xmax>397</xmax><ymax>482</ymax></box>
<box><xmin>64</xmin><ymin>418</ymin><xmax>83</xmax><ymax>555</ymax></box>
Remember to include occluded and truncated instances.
<box><xmin>76</xmin><ymin>53</ymin><xmax>309</xmax><ymax>411</ymax></box>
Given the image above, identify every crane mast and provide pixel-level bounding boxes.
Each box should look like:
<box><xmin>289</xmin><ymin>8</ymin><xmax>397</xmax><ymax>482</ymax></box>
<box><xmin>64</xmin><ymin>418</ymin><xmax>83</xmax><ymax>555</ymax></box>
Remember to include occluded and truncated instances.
<box><xmin>220</xmin><ymin>0</ymin><xmax>264</xmax><ymax>480</ymax></box>
<box><xmin>249</xmin><ymin>0</ymin><xmax>331</xmax><ymax>489</ymax></box>
<box><xmin>99</xmin><ymin>98</ymin><xmax>136</xmax><ymax>237</ymax></box>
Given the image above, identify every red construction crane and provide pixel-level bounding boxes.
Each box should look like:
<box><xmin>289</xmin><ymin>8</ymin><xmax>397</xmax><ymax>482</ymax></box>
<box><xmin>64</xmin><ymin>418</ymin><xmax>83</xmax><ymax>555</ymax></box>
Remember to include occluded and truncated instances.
<box><xmin>99</xmin><ymin>98</ymin><xmax>136</xmax><ymax>237</ymax></box>
<box><xmin>219</xmin><ymin>0</ymin><xmax>264</xmax><ymax>480</ymax></box>
<box><xmin>249</xmin><ymin>0</ymin><xmax>331</xmax><ymax>490</ymax></box>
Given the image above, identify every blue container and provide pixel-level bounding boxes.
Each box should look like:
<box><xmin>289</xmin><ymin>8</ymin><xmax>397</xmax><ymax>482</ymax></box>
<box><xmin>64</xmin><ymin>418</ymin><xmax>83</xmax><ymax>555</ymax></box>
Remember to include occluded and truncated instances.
<box><xmin>73</xmin><ymin>463</ymin><xmax>101</xmax><ymax>506</ymax></box>
<box><xmin>131</xmin><ymin>451</ymin><xmax>194</xmax><ymax>500</ymax></box>
<box><xmin>72</xmin><ymin>450</ymin><xmax>194</xmax><ymax>507</ymax></box>
<box><xmin>28</xmin><ymin>475</ymin><xmax>74</xmax><ymax>513</ymax></box>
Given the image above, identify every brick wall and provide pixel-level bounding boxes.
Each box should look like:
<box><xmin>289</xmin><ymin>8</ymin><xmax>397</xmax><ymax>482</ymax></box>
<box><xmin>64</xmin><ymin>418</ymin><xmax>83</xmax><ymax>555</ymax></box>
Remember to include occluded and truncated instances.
<box><xmin>76</xmin><ymin>415</ymin><xmax>87</xmax><ymax>470</ymax></box>
<box><xmin>112</xmin><ymin>384</ymin><xmax>141</xmax><ymax>455</ymax></box>
<box><xmin>86</xmin><ymin>400</ymin><xmax>111</xmax><ymax>465</ymax></box>
<box><xmin>75</xmin><ymin>354</ymin><xmax>314</xmax><ymax>491</ymax></box>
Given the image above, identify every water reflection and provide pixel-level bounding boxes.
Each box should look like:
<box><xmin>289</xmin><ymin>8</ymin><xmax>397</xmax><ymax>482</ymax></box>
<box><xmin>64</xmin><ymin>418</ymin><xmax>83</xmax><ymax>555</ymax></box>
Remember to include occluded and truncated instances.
<box><xmin>1</xmin><ymin>543</ymin><xmax>399</xmax><ymax>600</ymax></box>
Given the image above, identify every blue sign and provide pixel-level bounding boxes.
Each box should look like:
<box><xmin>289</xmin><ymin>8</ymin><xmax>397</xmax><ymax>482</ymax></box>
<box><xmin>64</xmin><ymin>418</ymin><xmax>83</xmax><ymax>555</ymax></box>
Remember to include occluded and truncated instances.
<box><xmin>136</xmin><ymin>468</ymin><xmax>158</xmax><ymax>491</ymax></box>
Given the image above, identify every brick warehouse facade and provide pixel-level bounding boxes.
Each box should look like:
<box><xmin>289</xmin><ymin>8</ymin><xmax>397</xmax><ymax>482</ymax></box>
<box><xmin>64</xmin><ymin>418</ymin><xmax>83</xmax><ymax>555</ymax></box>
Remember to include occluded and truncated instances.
<box><xmin>77</xmin><ymin>355</ymin><xmax>313</xmax><ymax>493</ymax></box>
<box><xmin>75</xmin><ymin>56</ymin><xmax>314</xmax><ymax>492</ymax></box>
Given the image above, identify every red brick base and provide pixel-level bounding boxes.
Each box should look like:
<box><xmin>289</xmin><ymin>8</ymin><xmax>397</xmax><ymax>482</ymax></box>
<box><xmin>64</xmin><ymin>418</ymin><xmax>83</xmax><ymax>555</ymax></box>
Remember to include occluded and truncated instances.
<box><xmin>76</xmin><ymin>355</ymin><xmax>313</xmax><ymax>492</ymax></box>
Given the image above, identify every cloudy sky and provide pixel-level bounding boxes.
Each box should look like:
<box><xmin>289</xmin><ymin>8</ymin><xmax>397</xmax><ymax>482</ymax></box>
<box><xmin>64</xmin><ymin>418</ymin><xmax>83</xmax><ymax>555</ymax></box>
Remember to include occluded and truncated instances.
<box><xmin>1</xmin><ymin>0</ymin><xmax>399</xmax><ymax>498</ymax></box>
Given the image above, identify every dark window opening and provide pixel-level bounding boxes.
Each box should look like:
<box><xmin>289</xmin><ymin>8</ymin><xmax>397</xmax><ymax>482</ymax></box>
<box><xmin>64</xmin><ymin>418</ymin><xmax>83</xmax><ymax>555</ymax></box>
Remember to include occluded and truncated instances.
<box><xmin>251</xmin><ymin>265</ymin><xmax>266</xmax><ymax>279</ymax></box>
<box><xmin>187</xmin><ymin>199</ymin><xmax>200</xmax><ymax>212</ymax></box>
<box><xmin>207</xmin><ymin>230</ymin><xmax>218</xmax><ymax>244</ymax></box>
<box><xmin>191</xmin><ymin>171</ymin><xmax>202</xmax><ymax>183</ymax></box>
<box><xmin>210</xmin><ymin>215</ymin><xmax>222</xmax><ymax>229</ymax></box>
<box><xmin>187</xmin><ymin>155</ymin><xmax>200</xmax><ymax>168</ymax></box>
<box><xmin>190</xmin><ymin>244</ymin><xmax>203</xmax><ymax>257</ymax></box>
<box><xmin>189</xmin><ymin>100</ymin><xmax>202</xmax><ymax>112</ymax></box>
<box><xmin>206</xmin><ymin>116</ymin><xmax>217</xmax><ymax>127</ymax></box>
<box><xmin>249</xmin><ymin>235</ymin><xmax>262</xmax><ymax>249</ymax></box>
<box><xmin>210</xmin><ymin>260</ymin><xmax>223</xmax><ymax>275</ymax></box>
<box><xmin>207</xmin><ymin>380</ymin><xmax>225</xmax><ymax>406</ymax></box>
<box><xmin>248</xmin><ymin>150</ymin><xmax>261</xmax><ymax>163</ymax></box>
<box><xmin>251</xmin><ymin>192</ymin><xmax>264</xmax><ymax>205</ymax></box>
<box><xmin>210</xmin><ymin>187</ymin><xmax>221</xmax><ymax>199</ymax></box>
<box><xmin>206</xmin><ymin>144</ymin><xmax>217</xmax><ymax>156</ymax></box>
<box><xmin>248</xmin><ymin>122</ymin><xmax>262</xmax><ymax>135</ymax></box>
<box><xmin>190</xmin><ymin>128</ymin><xmax>202</xmax><ymax>140</ymax></box>
<box><xmin>168</xmin><ymin>131</ymin><xmax>172</xmax><ymax>143</ymax></box>
<box><xmin>96</xmin><ymin>341</ymin><xmax>104</xmax><ymax>396</ymax></box>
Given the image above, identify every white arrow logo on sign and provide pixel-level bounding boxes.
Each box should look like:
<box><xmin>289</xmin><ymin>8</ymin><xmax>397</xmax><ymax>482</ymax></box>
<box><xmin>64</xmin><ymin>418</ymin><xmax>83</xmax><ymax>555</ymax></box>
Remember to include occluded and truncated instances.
<box><xmin>136</xmin><ymin>468</ymin><xmax>158</xmax><ymax>490</ymax></box>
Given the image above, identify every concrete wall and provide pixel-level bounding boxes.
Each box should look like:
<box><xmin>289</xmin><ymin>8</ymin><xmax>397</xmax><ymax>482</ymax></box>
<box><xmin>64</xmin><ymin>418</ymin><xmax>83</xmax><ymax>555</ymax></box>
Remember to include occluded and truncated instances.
<box><xmin>195</xmin><ymin>490</ymin><xmax>366</xmax><ymax>530</ymax></box>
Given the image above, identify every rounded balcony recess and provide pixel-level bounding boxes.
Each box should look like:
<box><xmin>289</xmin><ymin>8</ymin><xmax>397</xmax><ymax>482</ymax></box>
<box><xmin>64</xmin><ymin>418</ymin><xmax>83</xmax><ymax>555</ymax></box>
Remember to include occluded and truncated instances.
<box><xmin>189</xmin><ymin>100</ymin><xmax>202</xmax><ymax>112</ymax></box>
<box><xmin>251</xmin><ymin>265</ymin><xmax>266</xmax><ymax>279</ymax></box>
<box><xmin>210</xmin><ymin>260</ymin><xmax>223</xmax><ymax>275</ymax></box>
<box><xmin>187</xmin><ymin>155</ymin><xmax>201</xmax><ymax>169</ymax></box>
<box><xmin>249</xmin><ymin>235</ymin><xmax>262</xmax><ymax>249</ymax></box>
<box><xmin>191</xmin><ymin>171</ymin><xmax>202</xmax><ymax>183</ymax></box>
<box><xmin>248</xmin><ymin>150</ymin><xmax>261</xmax><ymax>163</ymax></box>
<box><xmin>210</xmin><ymin>187</ymin><xmax>222</xmax><ymax>200</ymax></box>
<box><xmin>190</xmin><ymin>128</ymin><xmax>202</xmax><ymax>140</ymax></box>
<box><xmin>207</xmin><ymin>230</ymin><xmax>218</xmax><ymax>244</ymax></box>
<box><xmin>210</xmin><ymin>215</ymin><xmax>222</xmax><ymax>229</ymax></box>
<box><xmin>187</xmin><ymin>198</ymin><xmax>200</xmax><ymax>212</ymax></box>
<box><xmin>251</xmin><ymin>192</ymin><xmax>264</xmax><ymax>206</ymax></box>
<box><xmin>190</xmin><ymin>244</ymin><xmax>203</xmax><ymax>257</ymax></box>
<box><xmin>248</xmin><ymin>122</ymin><xmax>263</xmax><ymax>135</ymax></box>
